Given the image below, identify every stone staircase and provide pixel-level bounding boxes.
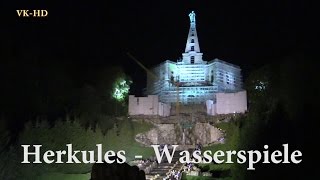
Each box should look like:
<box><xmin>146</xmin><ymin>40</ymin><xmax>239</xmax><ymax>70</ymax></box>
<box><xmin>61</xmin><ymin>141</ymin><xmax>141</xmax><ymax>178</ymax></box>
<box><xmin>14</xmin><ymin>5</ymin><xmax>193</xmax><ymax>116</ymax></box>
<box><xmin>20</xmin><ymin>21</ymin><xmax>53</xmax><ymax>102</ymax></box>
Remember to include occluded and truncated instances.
<box><xmin>146</xmin><ymin>162</ymin><xmax>174</xmax><ymax>180</ymax></box>
<box><xmin>145</xmin><ymin>150</ymin><xmax>191</xmax><ymax>180</ymax></box>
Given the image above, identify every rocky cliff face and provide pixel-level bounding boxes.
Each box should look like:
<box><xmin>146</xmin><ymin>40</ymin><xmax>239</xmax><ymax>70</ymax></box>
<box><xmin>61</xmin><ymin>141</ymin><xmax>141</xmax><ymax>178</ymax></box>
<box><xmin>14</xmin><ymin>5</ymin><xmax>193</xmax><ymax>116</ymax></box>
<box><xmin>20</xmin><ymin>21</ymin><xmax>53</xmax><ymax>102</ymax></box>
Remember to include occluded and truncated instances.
<box><xmin>135</xmin><ymin>123</ymin><xmax>223</xmax><ymax>146</ymax></box>
<box><xmin>135</xmin><ymin>124</ymin><xmax>178</xmax><ymax>145</ymax></box>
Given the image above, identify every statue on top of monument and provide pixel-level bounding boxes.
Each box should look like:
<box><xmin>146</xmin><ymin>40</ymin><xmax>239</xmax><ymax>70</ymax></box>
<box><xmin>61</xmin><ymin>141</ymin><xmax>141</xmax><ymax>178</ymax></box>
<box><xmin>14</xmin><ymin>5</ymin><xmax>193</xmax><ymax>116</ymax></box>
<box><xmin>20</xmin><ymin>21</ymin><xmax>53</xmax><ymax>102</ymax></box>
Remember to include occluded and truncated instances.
<box><xmin>189</xmin><ymin>11</ymin><xmax>196</xmax><ymax>23</ymax></box>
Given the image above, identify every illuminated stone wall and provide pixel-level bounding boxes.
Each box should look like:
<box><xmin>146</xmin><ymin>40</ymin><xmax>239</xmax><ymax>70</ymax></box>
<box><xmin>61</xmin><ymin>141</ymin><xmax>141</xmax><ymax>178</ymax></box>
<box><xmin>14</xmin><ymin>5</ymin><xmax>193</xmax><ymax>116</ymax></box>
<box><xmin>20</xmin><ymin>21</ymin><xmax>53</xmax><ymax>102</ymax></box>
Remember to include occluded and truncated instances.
<box><xmin>128</xmin><ymin>95</ymin><xmax>171</xmax><ymax>116</ymax></box>
<box><xmin>215</xmin><ymin>90</ymin><xmax>247</xmax><ymax>114</ymax></box>
<box><xmin>206</xmin><ymin>90</ymin><xmax>247</xmax><ymax>115</ymax></box>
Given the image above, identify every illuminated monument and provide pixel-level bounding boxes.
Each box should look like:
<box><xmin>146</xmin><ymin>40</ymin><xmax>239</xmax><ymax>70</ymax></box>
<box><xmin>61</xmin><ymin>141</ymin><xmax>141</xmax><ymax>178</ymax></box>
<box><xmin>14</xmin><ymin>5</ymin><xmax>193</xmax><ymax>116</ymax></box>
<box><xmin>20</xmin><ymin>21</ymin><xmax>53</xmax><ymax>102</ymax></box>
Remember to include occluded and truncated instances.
<box><xmin>146</xmin><ymin>11</ymin><xmax>243</xmax><ymax>104</ymax></box>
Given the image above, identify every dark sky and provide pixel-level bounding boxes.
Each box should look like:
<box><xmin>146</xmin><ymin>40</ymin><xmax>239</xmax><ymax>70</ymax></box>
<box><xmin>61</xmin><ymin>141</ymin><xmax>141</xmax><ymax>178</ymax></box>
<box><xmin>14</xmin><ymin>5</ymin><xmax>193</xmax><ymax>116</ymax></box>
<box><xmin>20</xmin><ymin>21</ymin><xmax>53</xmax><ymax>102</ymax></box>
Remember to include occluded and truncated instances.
<box><xmin>1</xmin><ymin>1</ymin><xmax>310</xmax><ymax>94</ymax></box>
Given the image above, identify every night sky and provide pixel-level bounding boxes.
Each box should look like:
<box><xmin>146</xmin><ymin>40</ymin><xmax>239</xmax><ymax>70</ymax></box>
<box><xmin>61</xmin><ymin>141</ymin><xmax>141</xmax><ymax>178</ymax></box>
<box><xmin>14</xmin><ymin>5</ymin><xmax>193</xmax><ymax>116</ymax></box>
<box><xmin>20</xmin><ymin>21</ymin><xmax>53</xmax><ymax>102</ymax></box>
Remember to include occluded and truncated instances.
<box><xmin>0</xmin><ymin>2</ymin><xmax>316</xmax><ymax>178</ymax></box>
<box><xmin>1</xmin><ymin>1</ymin><xmax>311</xmax><ymax>94</ymax></box>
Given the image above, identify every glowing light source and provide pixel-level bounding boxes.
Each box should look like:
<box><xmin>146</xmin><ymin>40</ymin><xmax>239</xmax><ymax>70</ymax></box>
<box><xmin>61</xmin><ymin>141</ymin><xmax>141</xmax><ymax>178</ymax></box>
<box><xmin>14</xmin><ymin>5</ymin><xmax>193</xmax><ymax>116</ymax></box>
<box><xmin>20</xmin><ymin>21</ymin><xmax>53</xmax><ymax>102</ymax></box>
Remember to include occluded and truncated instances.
<box><xmin>255</xmin><ymin>80</ymin><xmax>267</xmax><ymax>91</ymax></box>
<box><xmin>112</xmin><ymin>79</ymin><xmax>131</xmax><ymax>101</ymax></box>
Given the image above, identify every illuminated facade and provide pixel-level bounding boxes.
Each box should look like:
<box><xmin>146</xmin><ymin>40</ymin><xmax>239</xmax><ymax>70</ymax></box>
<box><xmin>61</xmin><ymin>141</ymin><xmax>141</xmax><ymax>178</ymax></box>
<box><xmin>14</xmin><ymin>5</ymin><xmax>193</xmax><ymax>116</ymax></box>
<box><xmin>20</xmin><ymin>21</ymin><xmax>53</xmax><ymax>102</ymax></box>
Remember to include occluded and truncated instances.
<box><xmin>146</xmin><ymin>11</ymin><xmax>243</xmax><ymax>104</ymax></box>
